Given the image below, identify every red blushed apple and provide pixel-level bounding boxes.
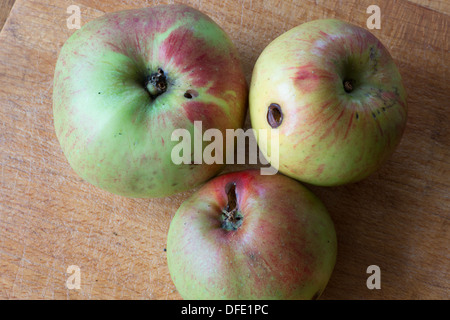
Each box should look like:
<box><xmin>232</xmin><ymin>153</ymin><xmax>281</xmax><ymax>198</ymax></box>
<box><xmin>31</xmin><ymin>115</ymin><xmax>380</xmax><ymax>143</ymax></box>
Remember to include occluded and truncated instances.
<box><xmin>53</xmin><ymin>5</ymin><xmax>247</xmax><ymax>198</ymax></box>
<box><xmin>166</xmin><ymin>170</ymin><xmax>337</xmax><ymax>300</ymax></box>
<box><xmin>250</xmin><ymin>19</ymin><xmax>408</xmax><ymax>186</ymax></box>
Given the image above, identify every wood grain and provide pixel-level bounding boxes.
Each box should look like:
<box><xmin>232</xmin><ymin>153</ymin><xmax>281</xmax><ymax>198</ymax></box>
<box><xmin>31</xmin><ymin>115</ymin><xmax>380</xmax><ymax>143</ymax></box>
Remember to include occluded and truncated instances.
<box><xmin>407</xmin><ymin>0</ymin><xmax>450</xmax><ymax>15</ymax></box>
<box><xmin>0</xmin><ymin>0</ymin><xmax>15</xmax><ymax>31</ymax></box>
<box><xmin>0</xmin><ymin>0</ymin><xmax>448</xmax><ymax>300</ymax></box>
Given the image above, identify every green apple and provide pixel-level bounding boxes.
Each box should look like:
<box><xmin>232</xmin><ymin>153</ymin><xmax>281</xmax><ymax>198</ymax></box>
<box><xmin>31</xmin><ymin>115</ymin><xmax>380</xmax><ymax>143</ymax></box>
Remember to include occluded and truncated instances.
<box><xmin>53</xmin><ymin>4</ymin><xmax>247</xmax><ymax>197</ymax></box>
<box><xmin>249</xmin><ymin>19</ymin><xmax>407</xmax><ymax>186</ymax></box>
<box><xmin>167</xmin><ymin>170</ymin><xmax>337</xmax><ymax>299</ymax></box>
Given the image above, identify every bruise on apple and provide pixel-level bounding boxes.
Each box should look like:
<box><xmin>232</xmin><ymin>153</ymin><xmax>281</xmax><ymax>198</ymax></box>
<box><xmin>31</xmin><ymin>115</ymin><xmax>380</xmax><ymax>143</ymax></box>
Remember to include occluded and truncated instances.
<box><xmin>158</xmin><ymin>24</ymin><xmax>247</xmax><ymax>129</ymax></box>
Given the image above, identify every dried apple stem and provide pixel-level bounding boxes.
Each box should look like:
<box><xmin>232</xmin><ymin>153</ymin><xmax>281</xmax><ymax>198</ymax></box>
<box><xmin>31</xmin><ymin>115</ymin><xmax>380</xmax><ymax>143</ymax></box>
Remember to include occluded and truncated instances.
<box><xmin>145</xmin><ymin>68</ymin><xmax>167</xmax><ymax>99</ymax></box>
<box><xmin>221</xmin><ymin>182</ymin><xmax>243</xmax><ymax>231</ymax></box>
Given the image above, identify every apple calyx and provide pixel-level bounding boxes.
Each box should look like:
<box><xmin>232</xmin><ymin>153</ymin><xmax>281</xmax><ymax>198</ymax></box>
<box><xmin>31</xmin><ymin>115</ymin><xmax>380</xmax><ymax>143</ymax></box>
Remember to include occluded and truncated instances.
<box><xmin>267</xmin><ymin>103</ymin><xmax>283</xmax><ymax>128</ymax></box>
<box><xmin>221</xmin><ymin>182</ymin><xmax>243</xmax><ymax>231</ymax></box>
<box><xmin>145</xmin><ymin>68</ymin><xmax>167</xmax><ymax>99</ymax></box>
<box><xmin>343</xmin><ymin>79</ymin><xmax>354</xmax><ymax>93</ymax></box>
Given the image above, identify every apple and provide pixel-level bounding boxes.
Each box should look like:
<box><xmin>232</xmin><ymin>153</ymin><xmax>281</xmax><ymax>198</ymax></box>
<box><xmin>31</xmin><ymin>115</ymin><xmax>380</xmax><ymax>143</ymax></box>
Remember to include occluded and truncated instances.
<box><xmin>166</xmin><ymin>170</ymin><xmax>337</xmax><ymax>300</ymax></box>
<box><xmin>249</xmin><ymin>19</ymin><xmax>407</xmax><ymax>186</ymax></box>
<box><xmin>53</xmin><ymin>4</ymin><xmax>247</xmax><ymax>197</ymax></box>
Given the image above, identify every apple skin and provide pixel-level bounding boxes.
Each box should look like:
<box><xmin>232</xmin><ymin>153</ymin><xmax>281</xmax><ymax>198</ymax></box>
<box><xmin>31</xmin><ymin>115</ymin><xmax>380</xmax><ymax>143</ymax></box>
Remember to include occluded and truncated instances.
<box><xmin>166</xmin><ymin>170</ymin><xmax>337</xmax><ymax>300</ymax></box>
<box><xmin>53</xmin><ymin>5</ymin><xmax>247</xmax><ymax>198</ymax></box>
<box><xmin>249</xmin><ymin>19</ymin><xmax>407</xmax><ymax>186</ymax></box>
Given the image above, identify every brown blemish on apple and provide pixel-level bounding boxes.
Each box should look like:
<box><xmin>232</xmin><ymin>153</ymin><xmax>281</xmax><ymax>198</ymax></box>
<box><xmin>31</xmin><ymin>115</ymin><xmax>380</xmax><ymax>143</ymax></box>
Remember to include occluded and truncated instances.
<box><xmin>267</xmin><ymin>103</ymin><xmax>283</xmax><ymax>128</ymax></box>
<box><xmin>184</xmin><ymin>89</ymin><xmax>199</xmax><ymax>99</ymax></box>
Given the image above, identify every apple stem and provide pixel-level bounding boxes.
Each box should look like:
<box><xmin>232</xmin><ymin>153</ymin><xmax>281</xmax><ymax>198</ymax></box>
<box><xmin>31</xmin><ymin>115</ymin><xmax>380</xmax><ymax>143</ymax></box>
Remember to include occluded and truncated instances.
<box><xmin>145</xmin><ymin>68</ymin><xmax>167</xmax><ymax>99</ymax></box>
<box><xmin>221</xmin><ymin>182</ymin><xmax>243</xmax><ymax>231</ymax></box>
<box><xmin>343</xmin><ymin>79</ymin><xmax>354</xmax><ymax>93</ymax></box>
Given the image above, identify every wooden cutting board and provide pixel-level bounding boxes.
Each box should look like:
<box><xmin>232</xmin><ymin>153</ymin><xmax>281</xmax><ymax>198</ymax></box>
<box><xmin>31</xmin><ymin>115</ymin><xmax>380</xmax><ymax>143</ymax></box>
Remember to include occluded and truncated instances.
<box><xmin>0</xmin><ymin>0</ymin><xmax>448</xmax><ymax>300</ymax></box>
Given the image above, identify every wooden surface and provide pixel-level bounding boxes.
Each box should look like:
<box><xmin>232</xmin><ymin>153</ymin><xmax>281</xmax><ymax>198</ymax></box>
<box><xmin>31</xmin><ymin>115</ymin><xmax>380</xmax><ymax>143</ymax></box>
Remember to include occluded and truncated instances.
<box><xmin>0</xmin><ymin>0</ymin><xmax>15</xmax><ymax>31</ymax></box>
<box><xmin>0</xmin><ymin>0</ymin><xmax>448</xmax><ymax>300</ymax></box>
